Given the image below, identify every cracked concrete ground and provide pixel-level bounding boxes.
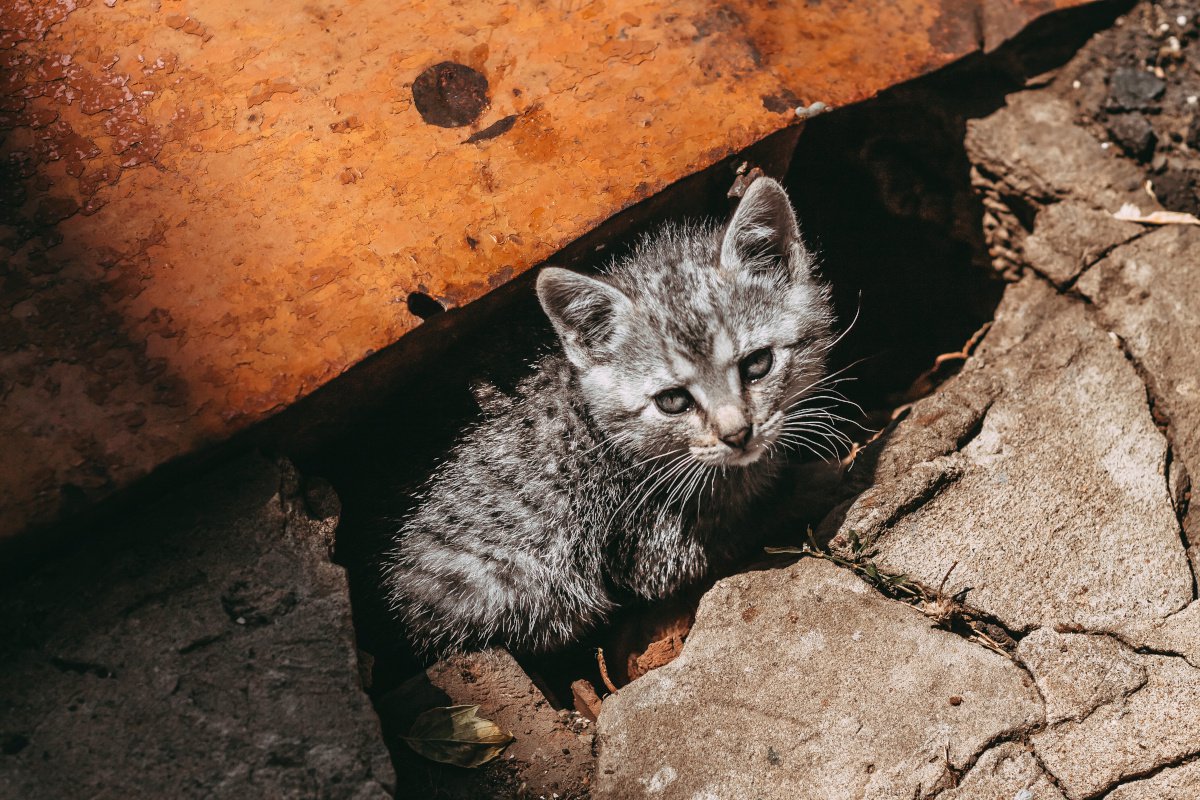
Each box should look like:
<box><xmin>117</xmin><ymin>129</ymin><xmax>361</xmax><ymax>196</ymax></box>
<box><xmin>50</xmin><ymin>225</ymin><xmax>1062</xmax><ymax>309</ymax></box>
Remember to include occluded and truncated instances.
<box><xmin>592</xmin><ymin>10</ymin><xmax>1200</xmax><ymax>799</ymax></box>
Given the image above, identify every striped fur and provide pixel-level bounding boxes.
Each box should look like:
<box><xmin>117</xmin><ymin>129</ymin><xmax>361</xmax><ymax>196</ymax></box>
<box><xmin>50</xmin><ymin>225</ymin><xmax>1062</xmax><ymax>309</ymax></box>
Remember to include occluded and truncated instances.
<box><xmin>385</xmin><ymin>178</ymin><xmax>837</xmax><ymax>656</ymax></box>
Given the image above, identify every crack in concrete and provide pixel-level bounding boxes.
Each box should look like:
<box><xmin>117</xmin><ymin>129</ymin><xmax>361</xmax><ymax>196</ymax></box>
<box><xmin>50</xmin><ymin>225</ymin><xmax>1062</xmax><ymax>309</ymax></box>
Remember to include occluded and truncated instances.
<box><xmin>1030</xmin><ymin>744</ymin><xmax>1071</xmax><ymax>797</ymax></box>
<box><xmin>1087</xmin><ymin>626</ymin><xmax>1200</xmax><ymax>672</ymax></box>
<box><xmin>1090</xmin><ymin>751</ymin><xmax>1200</xmax><ymax>800</ymax></box>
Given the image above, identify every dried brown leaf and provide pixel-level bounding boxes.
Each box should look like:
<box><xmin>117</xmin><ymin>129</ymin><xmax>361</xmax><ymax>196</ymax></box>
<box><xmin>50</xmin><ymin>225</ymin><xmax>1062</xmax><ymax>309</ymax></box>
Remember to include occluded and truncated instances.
<box><xmin>402</xmin><ymin>704</ymin><xmax>515</xmax><ymax>768</ymax></box>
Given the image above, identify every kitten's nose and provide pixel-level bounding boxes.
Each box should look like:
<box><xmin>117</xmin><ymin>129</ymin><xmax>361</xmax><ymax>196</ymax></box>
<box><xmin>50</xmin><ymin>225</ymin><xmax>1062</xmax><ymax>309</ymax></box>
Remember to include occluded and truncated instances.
<box><xmin>720</xmin><ymin>425</ymin><xmax>753</xmax><ymax>450</ymax></box>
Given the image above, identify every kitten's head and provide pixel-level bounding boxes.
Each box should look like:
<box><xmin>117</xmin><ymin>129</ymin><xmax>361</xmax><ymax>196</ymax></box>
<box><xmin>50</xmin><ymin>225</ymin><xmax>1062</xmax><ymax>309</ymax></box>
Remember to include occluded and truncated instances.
<box><xmin>537</xmin><ymin>177</ymin><xmax>837</xmax><ymax>468</ymax></box>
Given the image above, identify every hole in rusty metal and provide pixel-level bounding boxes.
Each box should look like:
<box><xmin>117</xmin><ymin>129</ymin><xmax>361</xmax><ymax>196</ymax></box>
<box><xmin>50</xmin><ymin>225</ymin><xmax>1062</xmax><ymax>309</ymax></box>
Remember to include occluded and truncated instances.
<box><xmin>406</xmin><ymin>292</ymin><xmax>446</xmax><ymax>321</ymax></box>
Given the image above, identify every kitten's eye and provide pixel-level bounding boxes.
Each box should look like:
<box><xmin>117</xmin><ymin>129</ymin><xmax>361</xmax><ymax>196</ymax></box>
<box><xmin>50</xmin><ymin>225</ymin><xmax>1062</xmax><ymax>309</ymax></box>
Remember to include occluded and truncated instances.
<box><xmin>739</xmin><ymin>348</ymin><xmax>774</xmax><ymax>383</ymax></box>
<box><xmin>654</xmin><ymin>388</ymin><xmax>694</xmax><ymax>415</ymax></box>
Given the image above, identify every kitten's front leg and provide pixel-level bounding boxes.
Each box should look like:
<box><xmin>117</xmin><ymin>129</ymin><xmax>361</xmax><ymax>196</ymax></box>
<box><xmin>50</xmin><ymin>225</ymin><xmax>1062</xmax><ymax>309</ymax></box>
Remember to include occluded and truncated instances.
<box><xmin>612</xmin><ymin>514</ymin><xmax>712</xmax><ymax>601</ymax></box>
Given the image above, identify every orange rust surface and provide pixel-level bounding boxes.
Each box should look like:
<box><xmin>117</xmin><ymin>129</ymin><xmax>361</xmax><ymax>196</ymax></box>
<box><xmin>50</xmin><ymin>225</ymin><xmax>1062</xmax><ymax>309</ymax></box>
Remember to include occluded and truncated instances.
<box><xmin>0</xmin><ymin>0</ymin><xmax>1090</xmax><ymax>540</ymax></box>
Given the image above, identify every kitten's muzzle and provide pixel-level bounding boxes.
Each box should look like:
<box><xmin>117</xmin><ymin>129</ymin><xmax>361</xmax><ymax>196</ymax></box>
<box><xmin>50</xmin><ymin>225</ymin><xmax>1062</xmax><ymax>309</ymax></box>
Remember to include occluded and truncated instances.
<box><xmin>719</xmin><ymin>425</ymin><xmax>753</xmax><ymax>450</ymax></box>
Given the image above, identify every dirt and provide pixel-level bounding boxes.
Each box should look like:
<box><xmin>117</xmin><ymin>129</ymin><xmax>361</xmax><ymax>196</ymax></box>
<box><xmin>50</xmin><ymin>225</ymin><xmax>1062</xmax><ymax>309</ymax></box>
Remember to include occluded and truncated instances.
<box><xmin>1058</xmin><ymin>1</ymin><xmax>1200</xmax><ymax>214</ymax></box>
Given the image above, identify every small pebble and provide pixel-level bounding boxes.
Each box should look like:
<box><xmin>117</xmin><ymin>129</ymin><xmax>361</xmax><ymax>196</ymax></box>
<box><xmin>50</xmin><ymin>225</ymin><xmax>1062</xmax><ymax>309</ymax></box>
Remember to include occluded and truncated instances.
<box><xmin>794</xmin><ymin>101</ymin><xmax>829</xmax><ymax>120</ymax></box>
<box><xmin>1104</xmin><ymin>67</ymin><xmax>1161</xmax><ymax>110</ymax></box>
<box><xmin>1106</xmin><ymin>67</ymin><xmax>1166</xmax><ymax>111</ymax></box>
<box><xmin>1106</xmin><ymin>112</ymin><xmax>1157</xmax><ymax>162</ymax></box>
<box><xmin>1072</xmin><ymin>80</ymin><xmax>1081</xmax><ymax>89</ymax></box>
<box><xmin>949</xmin><ymin>695</ymin><xmax>963</xmax><ymax>706</ymax></box>
<box><xmin>1178</xmin><ymin>15</ymin><xmax>1189</xmax><ymax>26</ymax></box>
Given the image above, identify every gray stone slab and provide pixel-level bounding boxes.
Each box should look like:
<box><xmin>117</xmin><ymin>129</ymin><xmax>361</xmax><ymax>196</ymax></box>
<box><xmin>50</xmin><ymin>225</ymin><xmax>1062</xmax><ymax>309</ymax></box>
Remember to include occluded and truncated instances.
<box><xmin>1017</xmin><ymin>630</ymin><xmax>1146</xmax><ymax>725</ymax></box>
<box><xmin>0</xmin><ymin>455</ymin><xmax>394</xmax><ymax>799</ymax></box>
<box><xmin>1033</xmin><ymin>655</ymin><xmax>1200</xmax><ymax>799</ymax></box>
<box><xmin>1105</xmin><ymin>759</ymin><xmax>1200</xmax><ymax>800</ymax></box>
<box><xmin>1077</xmin><ymin>224</ymin><xmax>1200</xmax><ymax>571</ymax></box>
<box><xmin>839</xmin><ymin>277</ymin><xmax>1191</xmax><ymax>633</ymax></box>
<box><xmin>966</xmin><ymin>93</ymin><xmax>1149</xmax><ymax>284</ymax></box>
<box><xmin>1117</xmin><ymin>600</ymin><xmax>1200</xmax><ymax>670</ymax></box>
<box><xmin>594</xmin><ymin>559</ymin><xmax>1042</xmax><ymax>800</ymax></box>
<box><xmin>934</xmin><ymin>742</ymin><xmax>1065</xmax><ymax>800</ymax></box>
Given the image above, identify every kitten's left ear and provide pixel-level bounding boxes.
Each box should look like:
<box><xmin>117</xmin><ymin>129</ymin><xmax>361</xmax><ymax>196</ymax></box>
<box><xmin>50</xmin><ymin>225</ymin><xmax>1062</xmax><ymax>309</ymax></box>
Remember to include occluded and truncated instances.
<box><xmin>721</xmin><ymin>177</ymin><xmax>813</xmax><ymax>282</ymax></box>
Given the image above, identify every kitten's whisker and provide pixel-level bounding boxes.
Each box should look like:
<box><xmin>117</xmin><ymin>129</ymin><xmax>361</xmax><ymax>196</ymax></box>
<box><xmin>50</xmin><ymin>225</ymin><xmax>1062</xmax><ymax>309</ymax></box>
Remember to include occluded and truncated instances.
<box><xmin>689</xmin><ymin>465</ymin><xmax>714</xmax><ymax>523</ymax></box>
<box><xmin>772</xmin><ymin>422</ymin><xmax>849</xmax><ymax>453</ymax></box>
<box><xmin>783</xmin><ymin>385</ymin><xmax>867</xmax><ymax>420</ymax></box>
<box><xmin>664</xmin><ymin>461</ymin><xmax>703</xmax><ymax>512</ymax></box>
<box><xmin>577</xmin><ymin>435</ymin><xmax>624</xmax><ymax>458</ymax></box>
<box><xmin>822</xmin><ymin>295</ymin><xmax>863</xmax><ymax>353</ymax></box>
<box><xmin>607</xmin><ymin>451</ymin><xmax>689</xmax><ymax>524</ymax></box>
<box><xmin>783</xmin><ymin>358</ymin><xmax>866</xmax><ymax>405</ymax></box>
<box><xmin>776</xmin><ymin>426</ymin><xmax>848</xmax><ymax>460</ymax></box>
<box><xmin>782</xmin><ymin>417</ymin><xmax>854</xmax><ymax>444</ymax></box>
<box><xmin>803</xmin><ymin>394</ymin><xmax>870</xmax><ymax>424</ymax></box>
<box><xmin>611</xmin><ymin>447</ymin><xmax>687</xmax><ymax>480</ymax></box>
<box><xmin>784</xmin><ymin>408</ymin><xmax>867</xmax><ymax>432</ymax></box>
<box><xmin>623</xmin><ymin>454</ymin><xmax>695</xmax><ymax>523</ymax></box>
<box><xmin>776</xmin><ymin>433</ymin><xmax>840</xmax><ymax>463</ymax></box>
<box><xmin>780</xmin><ymin>428</ymin><xmax>852</xmax><ymax>458</ymax></box>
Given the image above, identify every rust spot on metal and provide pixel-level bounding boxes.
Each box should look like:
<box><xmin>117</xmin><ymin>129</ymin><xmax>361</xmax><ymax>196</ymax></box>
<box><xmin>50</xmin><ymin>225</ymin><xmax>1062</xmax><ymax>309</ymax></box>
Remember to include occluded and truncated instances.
<box><xmin>329</xmin><ymin>115</ymin><xmax>364</xmax><ymax>133</ymax></box>
<box><xmin>761</xmin><ymin>89</ymin><xmax>802</xmax><ymax>114</ymax></box>
<box><xmin>464</xmin><ymin>113</ymin><xmax>517</xmax><ymax>144</ymax></box>
<box><xmin>247</xmin><ymin>78</ymin><xmax>300</xmax><ymax>108</ymax></box>
<box><xmin>164</xmin><ymin>14</ymin><xmax>213</xmax><ymax>41</ymax></box>
<box><xmin>412</xmin><ymin>61</ymin><xmax>489</xmax><ymax>128</ymax></box>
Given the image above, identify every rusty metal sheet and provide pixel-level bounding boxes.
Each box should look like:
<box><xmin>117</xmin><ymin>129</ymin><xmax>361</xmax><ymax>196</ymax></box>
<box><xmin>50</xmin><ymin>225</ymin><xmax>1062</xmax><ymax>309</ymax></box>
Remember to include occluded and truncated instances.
<box><xmin>0</xmin><ymin>0</ymin><xmax>1092</xmax><ymax>541</ymax></box>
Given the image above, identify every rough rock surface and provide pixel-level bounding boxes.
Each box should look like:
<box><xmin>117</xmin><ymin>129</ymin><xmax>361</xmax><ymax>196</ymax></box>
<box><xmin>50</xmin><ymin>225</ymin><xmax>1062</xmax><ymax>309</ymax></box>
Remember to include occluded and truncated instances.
<box><xmin>378</xmin><ymin>648</ymin><xmax>593</xmax><ymax>799</ymax></box>
<box><xmin>836</xmin><ymin>277</ymin><xmax>1191</xmax><ymax>634</ymax></box>
<box><xmin>966</xmin><ymin>93</ymin><xmax>1151</xmax><ymax>284</ymax></box>
<box><xmin>1016</xmin><ymin>630</ymin><xmax>1146</xmax><ymax>724</ymax></box>
<box><xmin>1105</xmin><ymin>759</ymin><xmax>1200</xmax><ymax>800</ymax></box>
<box><xmin>1076</xmin><ymin>225</ymin><xmax>1200</xmax><ymax>558</ymax></box>
<box><xmin>933</xmin><ymin>743</ymin><xmax>1065</xmax><ymax>800</ymax></box>
<box><xmin>1032</xmin><ymin>654</ymin><xmax>1200</xmax><ymax>799</ymax></box>
<box><xmin>1117</xmin><ymin>600</ymin><xmax>1200</xmax><ymax>669</ymax></box>
<box><xmin>594</xmin><ymin>559</ymin><xmax>1043</xmax><ymax>800</ymax></box>
<box><xmin>0</xmin><ymin>455</ymin><xmax>394</xmax><ymax>799</ymax></box>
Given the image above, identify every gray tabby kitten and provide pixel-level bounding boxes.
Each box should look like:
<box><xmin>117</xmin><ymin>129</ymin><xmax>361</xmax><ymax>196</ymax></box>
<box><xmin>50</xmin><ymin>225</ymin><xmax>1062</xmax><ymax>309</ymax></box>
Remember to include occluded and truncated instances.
<box><xmin>385</xmin><ymin>177</ymin><xmax>838</xmax><ymax>656</ymax></box>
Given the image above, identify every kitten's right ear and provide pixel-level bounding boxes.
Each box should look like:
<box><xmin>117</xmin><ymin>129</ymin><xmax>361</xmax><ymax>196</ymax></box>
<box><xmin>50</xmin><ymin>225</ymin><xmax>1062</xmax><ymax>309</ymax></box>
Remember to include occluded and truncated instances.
<box><xmin>536</xmin><ymin>267</ymin><xmax>632</xmax><ymax>367</ymax></box>
<box><xmin>721</xmin><ymin>176</ymin><xmax>813</xmax><ymax>282</ymax></box>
